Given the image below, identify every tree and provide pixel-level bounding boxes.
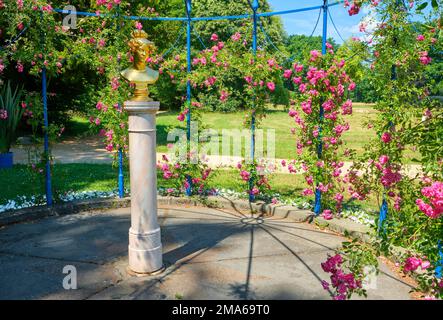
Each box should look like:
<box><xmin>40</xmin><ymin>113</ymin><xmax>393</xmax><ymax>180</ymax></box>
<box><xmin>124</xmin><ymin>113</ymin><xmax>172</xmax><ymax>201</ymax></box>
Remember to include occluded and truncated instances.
<box><xmin>285</xmin><ymin>35</ymin><xmax>338</xmax><ymax>65</ymax></box>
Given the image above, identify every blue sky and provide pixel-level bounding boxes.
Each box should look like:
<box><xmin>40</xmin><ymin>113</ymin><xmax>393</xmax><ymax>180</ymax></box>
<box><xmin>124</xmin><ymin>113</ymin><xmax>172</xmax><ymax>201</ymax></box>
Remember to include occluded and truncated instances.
<box><xmin>267</xmin><ymin>0</ymin><xmax>365</xmax><ymax>43</ymax></box>
<box><xmin>266</xmin><ymin>1</ymin><xmax>431</xmax><ymax>43</ymax></box>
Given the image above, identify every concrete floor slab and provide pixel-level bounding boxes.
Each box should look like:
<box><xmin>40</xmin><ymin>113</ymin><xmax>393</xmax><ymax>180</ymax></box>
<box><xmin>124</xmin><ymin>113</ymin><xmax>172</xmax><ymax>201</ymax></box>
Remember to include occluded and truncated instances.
<box><xmin>0</xmin><ymin>206</ymin><xmax>414</xmax><ymax>300</ymax></box>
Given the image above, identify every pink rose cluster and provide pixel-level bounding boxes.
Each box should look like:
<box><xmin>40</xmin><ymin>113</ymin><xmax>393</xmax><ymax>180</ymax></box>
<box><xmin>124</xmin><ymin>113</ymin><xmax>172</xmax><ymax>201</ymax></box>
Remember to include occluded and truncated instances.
<box><xmin>96</xmin><ymin>0</ymin><xmax>121</xmax><ymax>10</ymax></box>
<box><xmin>158</xmin><ymin>156</ymin><xmax>179</xmax><ymax>180</ymax></box>
<box><xmin>237</xmin><ymin>162</ymin><xmax>271</xmax><ymax>197</ymax></box>
<box><xmin>415</xmin><ymin>181</ymin><xmax>443</xmax><ymax>219</ymax></box>
<box><xmin>177</xmin><ymin>108</ymin><xmax>189</xmax><ymax>122</ymax></box>
<box><xmin>419</xmin><ymin>51</ymin><xmax>432</xmax><ymax>65</ymax></box>
<box><xmin>243</xmin><ymin>58</ymin><xmax>281</xmax><ymax>93</ymax></box>
<box><xmin>286</xmin><ymin>48</ymin><xmax>355</xmax><ymax>213</ymax></box>
<box><xmin>321</xmin><ymin>254</ymin><xmax>362</xmax><ymax>300</ymax></box>
<box><xmin>192</xmin><ymin>39</ymin><xmax>225</xmax><ymax>70</ymax></box>
<box><xmin>344</xmin><ymin>0</ymin><xmax>361</xmax><ymax>16</ymax></box>
<box><xmin>344</xmin><ymin>170</ymin><xmax>369</xmax><ymax>201</ymax></box>
<box><xmin>403</xmin><ymin>256</ymin><xmax>431</xmax><ymax>273</ymax></box>
<box><xmin>102</xmin><ymin>129</ymin><xmax>114</xmax><ymax>152</ymax></box>
<box><xmin>244</xmin><ymin>75</ymin><xmax>276</xmax><ymax>92</ymax></box>
<box><xmin>240</xmin><ymin>170</ymin><xmax>250</xmax><ymax>182</ymax></box>
<box><xmin>372</xmin><ymin>155</ymin><xmax>402</xmax><ymax>188</ymax></box>
<box><xmin>322</xmin><ymin>209</ymin><xmax>334</xmax><ymax>220</ymax></box>
<box><xmin>381</xmin><ymin>132</ymin><xmax>392</xmax><ymax>143</ymax></box>
<box><xmin>157</xmin><ymin>155</ymin><xmax>212</xmax><ymax>194</ymax></box>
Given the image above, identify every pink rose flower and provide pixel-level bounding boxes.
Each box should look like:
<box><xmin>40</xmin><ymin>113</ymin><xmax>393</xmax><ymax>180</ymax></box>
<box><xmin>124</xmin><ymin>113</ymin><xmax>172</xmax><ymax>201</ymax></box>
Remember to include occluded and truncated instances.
<box><xmin>177</xmin><ymin>113</ymin><xmax>185</xmax><ymax>122</ymax></box>
<box><xmin>283</xmin><ymin>69</ymin><xmax>293</xmax><ymax>79</ymax></box>
<box><xmin>322</xmin><ymin>210</ymin><xmax>333</xmax><ymax>220</ymax></box>
<box><xmin>267</xmin><ymin>82</ymin><xmax>276</xmax><ymax>92</ymax></box>
<box><xmin>381</xmin><ymin>132</ymin><xmax>392</xmax><ymax>143</ymax></box>
<box><xmin>403</xmin><ymin>257</ymin><xmax>422</xmax><ymax>273</ymax></box>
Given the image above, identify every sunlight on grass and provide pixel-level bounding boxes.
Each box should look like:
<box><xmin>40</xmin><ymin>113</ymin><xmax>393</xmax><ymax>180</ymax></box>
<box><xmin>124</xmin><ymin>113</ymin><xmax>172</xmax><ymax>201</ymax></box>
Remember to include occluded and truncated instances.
<box><xmin>65</xmin><ymin>105</ymin><xmax>420</xmax><ymax>162</ymax></box>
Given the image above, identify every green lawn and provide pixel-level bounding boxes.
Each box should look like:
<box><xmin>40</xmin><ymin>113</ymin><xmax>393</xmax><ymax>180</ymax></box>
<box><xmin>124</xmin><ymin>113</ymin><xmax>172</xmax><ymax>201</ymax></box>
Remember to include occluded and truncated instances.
<box><xmin>0</xmin><ymin>164</ymin><xmax>305</xmax><ymax>206</ymax></box>
<box><xmin>154</xmin><ymin>105</ymin><xmax>418</xmax><ymax>162</ymax></box>
<box><xmin>1</xmin><ymin>163</ymin><xmax>382</xmax><ymax>216</ymax></box>
<box><xmin>0</xmin><ymin>164</ymin><xmax>127</xmax><ymax>204</ymax></box>
<box><xmin>61</xmin><ymin>105</ymin><xmax>419</xmax><ymax>162</ymax></box>
<box><xmin>64</xmin><ymin>114</ymin><xmax>91</xmax><ymax>138</ymax></box>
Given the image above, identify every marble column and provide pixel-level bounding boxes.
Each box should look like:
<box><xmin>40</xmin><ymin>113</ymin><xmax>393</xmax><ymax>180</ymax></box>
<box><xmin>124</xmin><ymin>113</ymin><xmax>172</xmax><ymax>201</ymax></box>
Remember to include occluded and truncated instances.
<box><xmin>125</xmin><ymin>100</ymin><xmax>163</xmax><ymax>274</ymax></box>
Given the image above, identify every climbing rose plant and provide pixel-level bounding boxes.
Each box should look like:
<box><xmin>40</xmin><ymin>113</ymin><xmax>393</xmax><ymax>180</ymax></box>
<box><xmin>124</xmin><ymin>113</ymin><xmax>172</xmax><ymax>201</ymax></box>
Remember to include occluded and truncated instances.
<box><xmin>161</xmin><ymin>31</ymin><xmax>284</xmax><ymax>197</ymax></box>
<box><xmin>285</xmin><ymin>44</ymin><xmax>355</xmax><ymax>217</ymax></box>
<box><xmin>321</xmin><ymin>0</ymin><xmax>443</xmax><ymax>300</ymax></box>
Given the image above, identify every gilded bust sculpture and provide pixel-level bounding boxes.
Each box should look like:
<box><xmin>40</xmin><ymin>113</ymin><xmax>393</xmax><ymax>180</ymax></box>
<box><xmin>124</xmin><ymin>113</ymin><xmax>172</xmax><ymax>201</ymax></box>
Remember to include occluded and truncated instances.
<box><xmin>121</xmin><ymin>29</ymin><xmax>159</xmax><ymax>101</ymax></box>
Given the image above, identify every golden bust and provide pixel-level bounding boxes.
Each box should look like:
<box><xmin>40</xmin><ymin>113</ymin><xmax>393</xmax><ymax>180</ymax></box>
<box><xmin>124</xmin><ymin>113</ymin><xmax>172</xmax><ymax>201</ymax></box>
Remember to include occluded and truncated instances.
<box><xmin>121</xmin><ymin>29</ymin><xmax>159</xmax><ymax>101</ymax></box>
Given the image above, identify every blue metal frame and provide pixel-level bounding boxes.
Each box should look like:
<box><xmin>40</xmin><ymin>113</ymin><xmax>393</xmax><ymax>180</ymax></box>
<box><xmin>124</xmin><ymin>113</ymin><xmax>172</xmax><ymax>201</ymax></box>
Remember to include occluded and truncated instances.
<box><xmin>117</xmin><ymin>5</ymin><xmax>125</xmax><ymax>199</ymax></box>
<box><xmin>378</xmin><ymin>0</ymin><xmax>401</xmax><ymax>233</ymax></box>
<box><xmin>42</xmin><ymin>67</ymin><xmax>53</xmax><ymax>206</ymax></box>
<box><xmin>248</xmin><ymin>0</ymin><xmax>259</xmax><ymax>203</ymax></box>
<box><xmin>52</xmin><ymin>1</ymin><xmax>341</xmax><ymax>21</ymax></box>
<box><xmin>314</xmin><ymin>0</ymin><xmax>328</xmax><ymax>215</ymax></box>
<box><xmin>378</xmin><ymin>196</ymin><xmax>388</xmax><ymax>234</ymax></box>
<box><xmin>38</xmin><ymin>10</ymin><xmax>53</xmax><ymax>207</ymax></box>
<box><xmin>185</xmin><ymin>0</ymin><xmax>193</xmax><ymax>196</ymax></box>
<box><xmin>118</xmin><ymin>148</ymin><xmax>124</xmax><ymax>198</ymax></box>
<box><xmin>436</xmin><ymin>240</ymin><xmax>443</xmax><ymax>278</ymax></box>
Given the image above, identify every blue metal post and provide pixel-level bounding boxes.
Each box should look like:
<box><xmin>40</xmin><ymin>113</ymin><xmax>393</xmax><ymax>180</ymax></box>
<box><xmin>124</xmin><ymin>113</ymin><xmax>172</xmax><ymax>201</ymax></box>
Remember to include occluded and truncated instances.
<box><xmin>249</xmin><ymin>0</ymin><xmax>259</xmax><ymax>203</ymax></box>
<box><xmin>321</xmin><ymin>0</ymin><xmax>328</xmax><ymax>55</ymax></box>
<box><xmin>378</xmin><ymin>196</ymin><xmax>388</xmax><ymax>234</ymax></box>
<box><xmin>42</xmin><ymin>67</ymin><xmax>53</xmax><ymax>206</ymax></box>
<box><xmin>118</xmin><ymin>148</ymin><xmax>124</xmax><ymax>198</ymax></box>
<box><xmin>379</xmin><ymin>1</ymin><xmax>400</xmax><ymax>232</ymax></box>
<box><xmin>436</xmin><ymin>240</ymin><xmax>442</xmax><ymax>278</ymax></box>
<box><xmin>314</xmin><ymin>0</ymin><xmax>328</xmax><ymax>215</ymax></box>
<box><xmin>117</xmin><ymin>6</ymin><xmax>125</xmax><ymax>199</ymax></box>
<box><xmin>185</xmin><ymin>0</ymin><xmax>193</xmax><ymax>196</ymax></box>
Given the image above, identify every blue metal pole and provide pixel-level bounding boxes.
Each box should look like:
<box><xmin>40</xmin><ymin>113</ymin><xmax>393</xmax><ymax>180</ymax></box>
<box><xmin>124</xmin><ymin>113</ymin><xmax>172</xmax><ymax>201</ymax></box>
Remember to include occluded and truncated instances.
<box><xmin>118</xmin><ymin>148</ymin><xmax>124</xmax><ymax>198</ymax></box>
<box><xmin>117</xmin><ymin>5</ymin><xmax>125</xmax><ymax>199</ymax></box>
<box><xmin>321</xmin><ymin>0</ymin><xmax>328</xmax><ymax>55</ymax></box>
<box><xmin>185</xmin><ymin>0</ymin><xmax>193</xmax><ymax>196</ymax></box>
<box><xmin>378</xmin><ymin>196</ymin><xmax>388</xmax><ymax>234</ymax></box>
<box><xmin>249</xmin><ymin>0</ymin><xmax>259</xmax><ymax>203</ymax></box>
<box><xmin>379</xmin><ymin>1</ymin><xmax>400</xmax><ymax>233</ymax></box>
<box><xmin>42</xmin><ymin>67</ymin><xmax>53</xmax><ymax>206</ymax></box>
<box><xmin>314</xmin><ymin>0</ymin><xmax>328</xmax><ymax>215</ymax></box>
<box><xmin>436</xmin><ymin>240</ymin><xmax>443</xmax><ymax>278</ymax></box>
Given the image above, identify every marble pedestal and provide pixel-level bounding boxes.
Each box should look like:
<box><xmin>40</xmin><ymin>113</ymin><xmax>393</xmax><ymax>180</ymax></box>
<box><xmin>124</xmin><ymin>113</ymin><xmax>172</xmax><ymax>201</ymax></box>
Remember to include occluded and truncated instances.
<box><xmin>125</xmin><ymin>100</ymin><xmax>163</xmax><ymax>274</ymax></box>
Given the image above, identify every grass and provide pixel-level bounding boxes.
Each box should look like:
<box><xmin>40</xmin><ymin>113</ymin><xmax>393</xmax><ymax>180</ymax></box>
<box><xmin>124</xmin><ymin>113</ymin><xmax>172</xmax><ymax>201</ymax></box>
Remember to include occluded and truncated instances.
<box><xmin>0</xmin><ymin>164</ymin><xmax>305</xmax><ymax>205</ymax></box>
<box><xmin>61</xmin><ymin>105</ymin><xmax>419</xmax><ymax>162</ymax></box>
<box><xmin>2</xmin><ymin>105</ymin><xmax>417</xmax><ymax>211</ymax></box>
<box><xmin>155</xmin><ymin>105</ymin><xmax>419</xmax><ymax>162</ymax></box>
<box><xmin>0</xmin><ymin>164</ymin><xmax>127</xmax><ymax>204</ymax></box>
<box><xmin>64</xmin><ymin>114</ymin><xmax>92</xmax><ymax>138</ymax></box>
<box><xmin>0</xmin><ymin>164</ymin><xmax>379</xmax><ymax>215</ymax></box>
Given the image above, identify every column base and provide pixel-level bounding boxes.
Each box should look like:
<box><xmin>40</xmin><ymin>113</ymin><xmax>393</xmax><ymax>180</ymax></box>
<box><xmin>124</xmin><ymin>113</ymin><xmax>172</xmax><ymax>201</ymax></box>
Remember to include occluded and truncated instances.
<box><xmin>126</xmin><ymin>265</ymin><xmax>165</xmax><ymax>277</ymax></box>
<box><xmin>128</xmin><ymin>245</ymin><xmax>163</xmax><ymax>274</ymax></box>
<box><xmin>128</xmin><ymin>227</ymin><xmax>163</xmax><ymax>273</ymax></box>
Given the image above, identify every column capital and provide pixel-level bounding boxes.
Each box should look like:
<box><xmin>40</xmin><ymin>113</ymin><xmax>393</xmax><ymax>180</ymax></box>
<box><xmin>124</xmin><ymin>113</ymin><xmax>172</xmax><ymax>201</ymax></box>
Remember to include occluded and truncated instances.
<box><xmin>124</xmin><ymin>100</ymin><xmax>160</xmax><ymax>114</ymax></box>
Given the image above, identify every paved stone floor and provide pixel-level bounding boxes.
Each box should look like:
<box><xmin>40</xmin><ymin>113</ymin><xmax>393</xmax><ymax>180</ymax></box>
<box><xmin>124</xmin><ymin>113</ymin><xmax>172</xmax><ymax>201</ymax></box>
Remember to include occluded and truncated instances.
<box><xmin>0</xmin><ymin>205</ymin><xmax>414</xmax><ymax>300</ymax></box>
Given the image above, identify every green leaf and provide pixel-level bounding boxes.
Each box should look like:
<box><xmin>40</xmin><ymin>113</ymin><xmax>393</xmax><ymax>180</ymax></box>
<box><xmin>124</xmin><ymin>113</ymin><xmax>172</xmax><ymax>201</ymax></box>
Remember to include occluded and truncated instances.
<box><xmin>431</xmin><ymin>0</ymin><xmax>438</xmax><ymax>9</ymax></box>
<box><xmin>416</xmin><ymin>2</ymin><xmax>428</xmax><ymax>10</ymax></box>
